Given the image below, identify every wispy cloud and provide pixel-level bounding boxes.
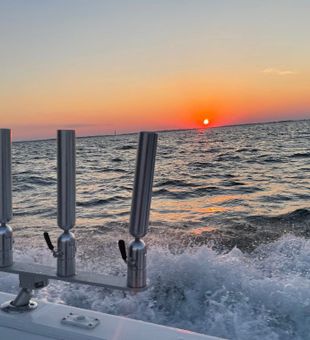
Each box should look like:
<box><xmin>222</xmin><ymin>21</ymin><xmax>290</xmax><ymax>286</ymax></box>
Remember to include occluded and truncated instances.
<box><xmin>262</xmin><ymin>68</ymin><xmax>297</xmax><ymax>76</ymax></box>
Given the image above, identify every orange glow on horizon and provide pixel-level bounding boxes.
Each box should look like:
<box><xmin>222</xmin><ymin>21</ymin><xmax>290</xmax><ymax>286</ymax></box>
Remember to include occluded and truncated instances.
<box><xmin>2</xmin><ymin>68</ymin><xmax>310</xmax><ymax>141</ymax></box>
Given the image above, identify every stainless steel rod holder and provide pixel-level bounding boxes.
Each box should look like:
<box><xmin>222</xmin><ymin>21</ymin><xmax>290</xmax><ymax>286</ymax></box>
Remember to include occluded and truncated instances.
<box><xmin>127</xmin><ymin>132</ymin><xmax>157</xmax><ymax>289</ymax></box>
<box><xmin>57</xmin><ymin>130</ymin><xmax>76</xmax><ymax>277</ymax></box>
<box><xmin>0</xmin><ymin>128</ymin><xmax>13</xmax><ymax>267</ymax></box>
<box><xmin>0</xmin><ymin>128</ymin><xmax>156</xmax><ymax>314</ymax></box>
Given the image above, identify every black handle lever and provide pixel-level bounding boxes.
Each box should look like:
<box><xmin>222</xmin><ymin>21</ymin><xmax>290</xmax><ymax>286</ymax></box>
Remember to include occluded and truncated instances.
<box><xmin>118</xmin><ymin>240</ymin><xmax>127</xmax><ymax>263</ymax></box>
<box><xmin>43</xmin><ymin>232</ymin><xmax>55</xmax><ymax>251</ymax></box>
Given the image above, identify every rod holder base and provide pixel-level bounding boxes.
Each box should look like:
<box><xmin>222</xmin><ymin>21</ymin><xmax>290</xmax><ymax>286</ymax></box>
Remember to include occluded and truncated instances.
<box><xmin>57</xmin><ymin>231</ymin><xmax>76</xmax><ymax>277</ymax></box>
<box><xmin>127</xmin><ymin>239</ymin><xmax>147</xmax><ymax>289</ymax></box>
<box><xmin>0</xmin><ymin>224</ymin><xmax>13</xmax><ymax>267</ymax></box>
<box><xmin>1</xmin><ymin>299</ymin><xmax>38</xmax><ymax>314</ymax></box>
<box><xmin>1</xmin><ymin>273</ymin><xmax>48</xmax><ymax>313</ymax></box>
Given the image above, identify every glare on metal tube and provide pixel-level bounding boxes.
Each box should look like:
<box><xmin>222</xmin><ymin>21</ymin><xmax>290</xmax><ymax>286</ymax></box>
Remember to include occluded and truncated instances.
<box><xmin>129</xmin><ymin>132</ymin><xmax>158</xmax><ymax>238</ymax></box>
<box><xmin>57</xmin><ymin>130</ymin><xmax>76</xmax><ymax>230</ymax></box>
<box><xmin>0</xmin><ymin>129</ymin><xmax>12</xmax><ymax>224</ymax></box>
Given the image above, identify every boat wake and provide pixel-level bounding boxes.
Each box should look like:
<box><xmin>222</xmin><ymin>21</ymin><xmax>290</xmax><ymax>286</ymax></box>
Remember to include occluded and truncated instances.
<box><xmin>1</xmin><ymin>234</ymin><xmax>309</xmax><ymax>340</ymax></box>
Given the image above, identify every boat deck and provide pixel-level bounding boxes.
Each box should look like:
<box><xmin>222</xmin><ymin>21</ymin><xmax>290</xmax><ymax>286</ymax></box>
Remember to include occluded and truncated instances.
<box><xmin>0</xmin><ymin>292</ymin><xmax>224</xmax><ymax>340</ymax></box>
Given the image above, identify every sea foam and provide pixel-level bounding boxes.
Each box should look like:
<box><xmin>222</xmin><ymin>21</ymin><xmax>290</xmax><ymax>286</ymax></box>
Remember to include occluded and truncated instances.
<box><xmin>1</xmin><ymin>234</ymin><xmax>309</xmax><ymax>340</ymax></box>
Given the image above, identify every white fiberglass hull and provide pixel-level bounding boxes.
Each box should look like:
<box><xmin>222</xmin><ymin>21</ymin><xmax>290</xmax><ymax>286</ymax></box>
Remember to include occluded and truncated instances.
<box><xmin>0</xmin><ymin>292</ymin><xmax>224</xmax><ymax>340</ymax></box>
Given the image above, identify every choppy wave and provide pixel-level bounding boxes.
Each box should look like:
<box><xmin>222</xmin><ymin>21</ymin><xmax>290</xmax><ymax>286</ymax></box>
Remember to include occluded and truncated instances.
<box><xmin>204</xmin><ymin>208</ymin><xmax>310</xmax><ymax>252</ymax></box>
<box><xmin>248</xmin><ymin>208</ymin><xmax>310</xmax><ymax>225</ymax></box>
<box><xmin>155</xmin><ymin>179</ymin><xmax>200</xmax><ymax>188</ymax></box>
<box><xmin>118</xmin><ymin>145</ymin><xmax>136</xmax><ymax>150</ymax></box>
<box><xmin>290</xmin><ymin>152</ymin><xmax>310</xmax><ymax>159</ymax></box>
<box><xmin>77</xmin><ymin>196</ymin><xmax>125</xmax><ymax>207</ymax></box>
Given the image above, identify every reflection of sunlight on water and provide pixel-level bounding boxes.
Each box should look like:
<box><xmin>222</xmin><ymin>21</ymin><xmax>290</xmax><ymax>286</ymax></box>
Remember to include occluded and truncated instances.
<box><xmin>208</xmin><ymin>194</ymin><xmax>239</xmax><ymax>204</ymax></box>
<box><xmin>190</xmin><ymin>226</ymin><xmax>216</xmax><ymax>235</ymax></box>
<box><xmin>152</xmin><ymin>198</ymin><xmax>228</xmax><ymax>222</ymax></box>
<box><xmin>151</xmin><ymin>195</ymin><xmax>246</xmax><ymax>223</ymax></box>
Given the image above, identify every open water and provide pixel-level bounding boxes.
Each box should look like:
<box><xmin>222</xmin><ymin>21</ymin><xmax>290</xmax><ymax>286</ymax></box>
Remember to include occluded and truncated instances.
<box><xmin>0</xmin><ymin>119</ymin><xmax>309</xmax><ymax>339</ymax></box>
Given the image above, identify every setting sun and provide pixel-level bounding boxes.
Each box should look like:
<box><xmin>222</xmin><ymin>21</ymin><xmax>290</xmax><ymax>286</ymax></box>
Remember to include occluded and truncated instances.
<box><xmin>203</xmin><ymin>119</ymin><xmax>209</xmax><ymax>126</ymax></box>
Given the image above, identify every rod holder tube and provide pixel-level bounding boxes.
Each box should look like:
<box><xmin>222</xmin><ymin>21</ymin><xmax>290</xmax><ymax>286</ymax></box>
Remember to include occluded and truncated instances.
<box><xmin>57</xmin><ymin>130</ymin><xmax>76</xmax><ymax>230</ymax></box>
<box><xmin>129</xmin><ymin>132</ymin><xmax>157</xmax><ymax>238</ymax></box>
<box><xmin>0</xmin><ymin>129</ymin><xmax>12</xmax><ymax>224</ymax></box>
<box><xmin>0</xmin><ymin>129</ymin><xmax>13</xmax><ymax>267</ymax></box>
<box><xmin>57</xmin><ymin>130</ymin><xmax>76</xmax><ymax>277</ymax></box>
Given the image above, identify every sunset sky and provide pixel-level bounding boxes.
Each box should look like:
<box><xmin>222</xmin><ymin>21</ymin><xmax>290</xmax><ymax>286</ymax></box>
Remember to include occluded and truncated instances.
<box><xmin>0</xmin><ymin>0</ymin><xmax>309</xmax><ymax>140</ymax></box>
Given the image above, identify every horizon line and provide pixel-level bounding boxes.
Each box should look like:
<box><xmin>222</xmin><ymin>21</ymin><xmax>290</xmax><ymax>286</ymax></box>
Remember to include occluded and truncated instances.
<box><xmin>13</xmin><ymin>117</ymin><xmax>309</xmax><ymax>143</ymax></box>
